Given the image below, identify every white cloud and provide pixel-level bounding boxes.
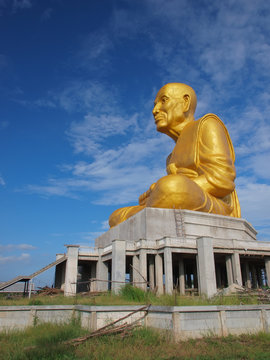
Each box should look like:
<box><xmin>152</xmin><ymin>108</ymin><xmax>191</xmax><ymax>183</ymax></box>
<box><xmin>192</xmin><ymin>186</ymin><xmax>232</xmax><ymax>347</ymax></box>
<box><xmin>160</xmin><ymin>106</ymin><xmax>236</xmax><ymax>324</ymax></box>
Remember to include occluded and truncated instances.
<box><xmin>77</xmin><ymin>31</ymin><xmax>113</xmax><ymax>70</ymax></box>
<box><xmin>0</xmin><ymin>175</ymin><xmax>5</xmax><ymax>186</ymax></box>
<box><xmin>12</xmin><ymin>0</ymin><xmax>31</xmax><ymax>11</ymax></box>
<box><xmin>17</xmin><ymin>0</ymin><xmax>270</xmax><ymax>227</ymax></box>
<box><xmin>105</xmin><ymin>0</ymin><xmax>270</xmax><ymax>91</ymax></box>
<box><xmin>55</xmin><ymin>81</ymin><xmax>118</xmax><ymax>113</ymax></box>
<box><xmin>0</xmin><ymin>253</ymin><xmax>30</xmax><ymax>264</ymax></box>
<box><xmin>0</xmin><ymin>120</ymin><xmax>9</xmax><ymax>130</ymax></box>
<box><xmin>246</xmin><ymin>153</ymin><xmax>270</xmax><ymax>180</ymax></box>
<box><xmin>68</xmin><ymin>113</ymin><xmax>138</xmax><ymax>154</ymax></box>
<box><xmin>50</xmin><ymin>233</ymin><xmax>64</xmax><ymax>237</ymax></box>
<box><xmin>41</xmin><ymin>8</ymin><xmax>52</xmax><ymax>22</ymax></box>
<box><xmin>0</xmin><ymin>54</ymin><xmax>7</xmax><ymax>68</ymax></box>
<box><xmin>25</xmin><ymin>178</ymin><xmax>81</xmax><ymax>199</ymax></box>
<box><xmin>237</xmin><ymin>177</ymin><xmax>270</xmax><ymax>227</ymax></box>
<box><xmin>0</xmin><ymin>243</ymin><xmax>36</xmax><ymax>250</ymax></box>
<box><xmin>24</xmin><ymin>133</ymin><xmax>171</xmax><ymax>205</ymax></box>
<box><xmin>101</xmin><ymin>220</ymin><xmax>109</xmax><ymax>231</ymax></box>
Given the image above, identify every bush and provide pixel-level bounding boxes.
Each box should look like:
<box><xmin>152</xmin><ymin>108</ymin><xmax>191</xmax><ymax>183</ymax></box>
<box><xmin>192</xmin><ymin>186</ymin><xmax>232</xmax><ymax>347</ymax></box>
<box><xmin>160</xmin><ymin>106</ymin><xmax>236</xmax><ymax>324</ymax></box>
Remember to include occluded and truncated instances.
<box><xmin>119</xmin><ymin>284</ymin><xmax>149</xmax><ymax>302</ymax></box>
<box><xmin>28</xmin><ymin>299</ymin><xmax>43</xmax><ymax>306</ymax></box>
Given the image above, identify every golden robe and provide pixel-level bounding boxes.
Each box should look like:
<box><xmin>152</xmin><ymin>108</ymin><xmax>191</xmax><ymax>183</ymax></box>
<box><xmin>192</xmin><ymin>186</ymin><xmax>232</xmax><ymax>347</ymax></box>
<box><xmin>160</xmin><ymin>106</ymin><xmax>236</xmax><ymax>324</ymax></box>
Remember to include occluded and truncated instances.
<box><xmin>166</xmin><ymin>113</ymin><xmax>240</xmax><ymax>217</ymax></box>
<box><xmin>109</xmin><ymin>114</ymin><xmax>240</xmax><ymax>227</ymax></box>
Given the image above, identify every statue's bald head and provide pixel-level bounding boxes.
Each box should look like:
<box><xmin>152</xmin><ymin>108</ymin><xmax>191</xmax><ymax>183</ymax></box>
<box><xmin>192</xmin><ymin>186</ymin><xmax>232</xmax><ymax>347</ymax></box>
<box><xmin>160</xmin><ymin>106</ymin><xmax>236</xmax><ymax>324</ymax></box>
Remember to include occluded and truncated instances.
<box><xmin>158</xmin><ymin>83</ymin><xmax>197</xmax><ymax>115</ymax></box>
<box><xmin>153</xmin><ymin>83</ymin><xmax>197</xmax><ymax>140</ymax></box>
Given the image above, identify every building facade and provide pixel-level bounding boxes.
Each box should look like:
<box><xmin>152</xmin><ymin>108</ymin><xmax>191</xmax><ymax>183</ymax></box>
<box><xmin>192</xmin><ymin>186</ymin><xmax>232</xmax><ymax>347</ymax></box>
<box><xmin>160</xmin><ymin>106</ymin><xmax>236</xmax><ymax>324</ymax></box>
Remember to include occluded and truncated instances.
<box><xmin>55</xmin><ymin>208</ymin><xmax>270</xmax><ymax>298</ymax></box>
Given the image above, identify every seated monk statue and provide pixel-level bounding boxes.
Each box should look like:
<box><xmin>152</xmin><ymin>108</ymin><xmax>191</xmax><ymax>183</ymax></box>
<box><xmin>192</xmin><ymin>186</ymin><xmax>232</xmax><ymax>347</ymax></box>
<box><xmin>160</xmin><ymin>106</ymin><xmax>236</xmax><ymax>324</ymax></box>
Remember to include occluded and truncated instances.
<box><xmin>109</xmin><ymin>83</ymin><xmax>241</xmax><ymax>227</ymax></box>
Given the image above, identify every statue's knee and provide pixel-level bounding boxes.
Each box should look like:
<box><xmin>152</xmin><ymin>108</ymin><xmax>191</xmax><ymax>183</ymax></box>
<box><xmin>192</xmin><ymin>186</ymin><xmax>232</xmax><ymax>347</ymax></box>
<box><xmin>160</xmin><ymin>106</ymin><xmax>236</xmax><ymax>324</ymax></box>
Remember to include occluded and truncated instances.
<box><xmin>156</xmin><ymin>175</ymin><xmax>189</xmax><ymax>195</ymax></box>
<box><xmin>109</xmin><ymin>207</ymin><xmax>126</xmax><ymax>227</ymax></box>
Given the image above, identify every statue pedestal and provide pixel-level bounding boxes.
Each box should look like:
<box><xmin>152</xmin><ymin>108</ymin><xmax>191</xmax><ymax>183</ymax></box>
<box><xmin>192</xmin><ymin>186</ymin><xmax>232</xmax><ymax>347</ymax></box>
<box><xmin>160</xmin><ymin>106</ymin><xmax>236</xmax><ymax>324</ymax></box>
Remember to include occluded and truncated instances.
<box><xmin>59</xmin><ymin>209</ymin><xmax>270</xmax><ymax>297</ymax></box>
<box><xmin>94</xmin><ymin>208</ymin><xmax>270</xmax><ymax>297</ymax></box>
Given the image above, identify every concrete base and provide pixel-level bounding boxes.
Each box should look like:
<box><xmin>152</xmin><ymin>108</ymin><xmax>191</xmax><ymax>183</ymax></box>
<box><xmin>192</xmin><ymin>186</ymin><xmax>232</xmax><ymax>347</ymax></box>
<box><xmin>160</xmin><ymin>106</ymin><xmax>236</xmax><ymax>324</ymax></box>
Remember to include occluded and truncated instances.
<box><xmin>56</xmin><ymin>209</ymin><xmax>270</xmax><ymax>298</ymax></box>
<box><xmin>95</xmin><ymin>208</ymin><xmax>257</xmax><ymax>248</ymax></box>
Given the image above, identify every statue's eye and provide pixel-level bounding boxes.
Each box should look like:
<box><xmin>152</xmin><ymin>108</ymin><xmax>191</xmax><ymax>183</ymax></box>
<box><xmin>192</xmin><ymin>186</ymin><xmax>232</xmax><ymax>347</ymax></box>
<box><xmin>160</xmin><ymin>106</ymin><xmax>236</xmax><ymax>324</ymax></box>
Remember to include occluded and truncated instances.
<box><xmin>161</xmin><ymin>97</ymin><xmax>168</xmax><ymax>104</ymax></box>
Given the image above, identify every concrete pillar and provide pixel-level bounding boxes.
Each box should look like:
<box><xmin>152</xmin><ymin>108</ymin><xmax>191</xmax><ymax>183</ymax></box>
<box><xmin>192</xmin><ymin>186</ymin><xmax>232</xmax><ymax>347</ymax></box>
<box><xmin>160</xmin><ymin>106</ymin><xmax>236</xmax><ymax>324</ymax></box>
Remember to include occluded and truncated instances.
<box><xmin>155</xmin><ymin>253</ymin><xmax>163</xmax><ymax>295</ymax></box>
<box><xmin>96</xmin><ymin>250</ymin><xmax>108</xmax><ymax>292</ymax></box>
<box><xmin>90</xmin><ymin>262</ymin><xmax>97</xmax><ymax>292</ymax></box>
<box><xmin>139</xmin><ymin>249</ymin><xmax>147</xmax><ymax>291</ymax></box>
<box><xmin>226</xmin><ymin>255</ymin><xmax>234</xmax><ymax>286</ymax></box>
<box><xmin>244</xmin><ymin>262</ymin><xmax>252</xmax><ymax>289</ymax></box>
<box><xmin>265</xmin><ymin>257</ymin><xmax>270</xmax><ymax>287</ymax></box>
<box><xmin>216</xmin><ymin>265</ymin><xmax>222</xmax><ymax>288</ymax></box>
<box><xmin>257</xmin><ymin>267</ymin><xmax>263</xmax><ymax>288</ymax></box>
<box><xmin>179</xmin><ymin>257</ymin><xmax>185</xmax><ymax>295</ymax></box>
<box><xmin>64</xmin><ymin>245</ymin><xmax>79</xmax><ymax>296</ymax></box>
<box><xmin>232</xmin><ymin>253</ymin><xmax>243</xmax><ymax>286</ymax></box>
<box><xmin>164</xmin><ymin>248</ymin><xmax>173</xmax><ymax>294</ymax></box>
<box><xmin>149</xmin><ymin>255</ymin><xmax>155</xmax><ymax>291</ymax></box>
<box><xmin>132</xmin><ymin>255</ymin><xmax>140</xmax><ymax>286</ymax></box>
<box><xmin>111</xmin><ymin>240</ymin><xmax>126</xmax><ymax>293</ymax></box>
<box><xmin>251</xmin><ymin>265</ymin><xmax>258</xmax><ymax>288</ymax></box>
<box><xmin>54</xmin><ymin>254</ymin><xmax>66</xmax><ymax>290</ymax></box>
<box><xmin>197</xmin><ymin>237</ymin><xmax>217</xmax><ymax>298</ymax></box>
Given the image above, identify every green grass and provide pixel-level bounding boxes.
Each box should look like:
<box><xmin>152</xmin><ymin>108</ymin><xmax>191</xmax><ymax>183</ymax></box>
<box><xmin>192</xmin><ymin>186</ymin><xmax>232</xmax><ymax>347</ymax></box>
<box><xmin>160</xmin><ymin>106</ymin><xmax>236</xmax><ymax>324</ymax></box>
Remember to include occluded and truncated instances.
<box><xmin>1</xmin><ymin>322</ymin><xmax>270</xmax><ymax>360</ymax></box>
<box><xmin>0</xmin><ymin>285</ymin><xmax>262</xmax><ymax>307</ymax></box>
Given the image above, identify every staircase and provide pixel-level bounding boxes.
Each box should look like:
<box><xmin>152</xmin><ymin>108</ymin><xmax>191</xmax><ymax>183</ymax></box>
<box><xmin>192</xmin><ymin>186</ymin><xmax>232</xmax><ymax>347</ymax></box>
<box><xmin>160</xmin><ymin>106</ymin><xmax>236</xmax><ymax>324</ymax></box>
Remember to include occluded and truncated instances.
<box><xmin>174</xmin><ymin>209</ymin><xmax>186</xmax><ymax>238</ymax></box>
<box><xmin>0</xmin><ymin>255</ymin><xmax>66</xmax><ymax>291</ymax></box>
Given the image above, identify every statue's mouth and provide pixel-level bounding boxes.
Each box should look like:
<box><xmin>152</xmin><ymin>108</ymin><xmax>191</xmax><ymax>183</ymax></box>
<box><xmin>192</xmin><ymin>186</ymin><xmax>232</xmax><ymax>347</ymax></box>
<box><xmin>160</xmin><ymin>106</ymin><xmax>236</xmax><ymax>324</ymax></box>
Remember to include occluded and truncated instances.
<box><xmin>154</xmin><ymin>115</ymin><xmax>165</xmax><ymax>123</ymax></box>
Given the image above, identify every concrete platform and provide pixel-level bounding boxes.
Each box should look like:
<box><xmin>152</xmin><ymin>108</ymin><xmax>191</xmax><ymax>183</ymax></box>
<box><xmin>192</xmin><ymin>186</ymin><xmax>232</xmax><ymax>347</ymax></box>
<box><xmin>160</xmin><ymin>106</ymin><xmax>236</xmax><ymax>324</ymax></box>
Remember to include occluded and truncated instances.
<box><xmin>55</xmin><ymin>209</ymin><xmax>270</xmax><ymax>298</ymax></box>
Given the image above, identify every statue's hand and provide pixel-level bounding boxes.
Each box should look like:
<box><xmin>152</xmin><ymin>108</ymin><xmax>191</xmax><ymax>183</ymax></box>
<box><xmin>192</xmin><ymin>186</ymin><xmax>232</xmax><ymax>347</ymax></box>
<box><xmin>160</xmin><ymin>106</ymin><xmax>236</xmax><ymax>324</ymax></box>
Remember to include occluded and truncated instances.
<box><xmin>167</xmin><ymin>163</ymin><xmax>178</xmax><ymax>175</ymax></box>
<box><xmin>139</xmin><ymin>183</ymin><xmax>156</xmax><ymax>205</ymax></box>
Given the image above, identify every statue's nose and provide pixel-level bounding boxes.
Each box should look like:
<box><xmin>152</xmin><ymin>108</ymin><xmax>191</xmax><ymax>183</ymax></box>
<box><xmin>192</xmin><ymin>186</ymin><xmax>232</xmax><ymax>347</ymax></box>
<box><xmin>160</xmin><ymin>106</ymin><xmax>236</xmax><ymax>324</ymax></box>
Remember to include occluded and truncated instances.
<box><xmin>153</xmin><ymin>103</ymin><xmax>160</xmax><ymax>116</ymax></box>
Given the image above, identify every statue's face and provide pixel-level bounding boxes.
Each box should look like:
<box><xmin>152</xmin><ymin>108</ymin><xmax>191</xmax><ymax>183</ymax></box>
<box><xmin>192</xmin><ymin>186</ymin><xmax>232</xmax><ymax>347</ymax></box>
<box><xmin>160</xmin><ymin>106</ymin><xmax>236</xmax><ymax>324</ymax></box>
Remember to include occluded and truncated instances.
<box><xmin>153</xmin><ymin>85</ymin><xmax>186</xmax><ymax>134</ymax></box>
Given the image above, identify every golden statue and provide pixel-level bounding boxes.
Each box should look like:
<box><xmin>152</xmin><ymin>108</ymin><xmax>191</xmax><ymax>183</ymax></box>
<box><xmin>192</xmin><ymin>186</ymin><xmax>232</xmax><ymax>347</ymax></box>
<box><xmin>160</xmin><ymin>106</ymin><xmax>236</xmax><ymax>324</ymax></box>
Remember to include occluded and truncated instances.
<box><xmin>109</xmin><ymin>83</ymin><xmax>241</xmax><ymax>227</ymax></box>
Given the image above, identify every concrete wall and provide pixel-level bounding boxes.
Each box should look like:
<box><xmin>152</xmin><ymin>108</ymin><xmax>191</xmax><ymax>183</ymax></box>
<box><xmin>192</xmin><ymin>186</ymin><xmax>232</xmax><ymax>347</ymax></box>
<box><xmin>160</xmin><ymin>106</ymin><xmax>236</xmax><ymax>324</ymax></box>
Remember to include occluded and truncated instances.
<box><xmin>1</xmin><ymin>305</ymin><xmax>270</xmax><ymax>339</ymax></box>
<box><xmin>95</xmin><ymin>208</ymin><xmax>257</xmax><ymax>248</ymax></box>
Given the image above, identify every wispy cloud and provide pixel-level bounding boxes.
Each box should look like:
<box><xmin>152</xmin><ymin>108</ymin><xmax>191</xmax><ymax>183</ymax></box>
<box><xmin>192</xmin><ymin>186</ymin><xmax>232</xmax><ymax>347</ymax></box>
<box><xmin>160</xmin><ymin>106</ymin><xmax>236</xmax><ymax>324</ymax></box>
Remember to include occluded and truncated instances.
<box><xmin>41</xmin><ymin>7</ymin><xmax>52</xmax><ymax>22</ymax></box>
<box><xmin>68</xmin><ymin>113</ymin><xmax>138</xmax><ymax>154</ymax></box>
<box><xmin>12</xmin><ymin>0</ymin><xmax>31</xmax><ymax>12</ymax></box>
<box><xmin>237</xmin><ymin>177</ymin><xmax>270</xmax><ymax>227</ymax></box>
<box><xmin>0</xmin><ymin>253</ymin><xmax>30</xmax><ymax>264</ymax></box>
<box><xmin>24</xmin><ymin>134</ymin><xmax>171</xmax><ymax>205</ymax></box>
<box><xmin>0</xmin><ymin>120</ymin><xmax>9</xmax><ymax>130</ymax></box>
<box><xmin>0</xmin><ymin>243</ymin><xmax>36</xmax><ymax>250</ymax></box>
<box><xmin>0</xmin><ymin>54</ymin><xmax>7</xmax><ymax>69</ymax></box>
<box><xmin>17</xmin><ymin>0</ymin><xmax>270</xmax><ymax>226</ymax></box>
<box><xmin>0</xmin><ymin>176</ymin><xmax>5</xmax><ymax>186</ymax></box>
<box><xmin>77</xmin><ymin>31</ymin><xmax>113</xmax><ymax>70</ymax></box>
<box><xmin>55</xmin><ymin>81</ymin><xmax>118</xmax><ymax>114</ymax></box>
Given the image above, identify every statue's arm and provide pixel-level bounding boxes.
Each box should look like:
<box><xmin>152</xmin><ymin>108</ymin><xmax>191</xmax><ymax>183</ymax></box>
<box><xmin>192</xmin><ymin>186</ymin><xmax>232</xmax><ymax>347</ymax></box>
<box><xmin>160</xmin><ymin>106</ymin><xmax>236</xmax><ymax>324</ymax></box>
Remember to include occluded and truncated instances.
<box><xmin>194</xmin><ymin>117</ymin><xmax>236</xmax><ymax>198</ymax></box>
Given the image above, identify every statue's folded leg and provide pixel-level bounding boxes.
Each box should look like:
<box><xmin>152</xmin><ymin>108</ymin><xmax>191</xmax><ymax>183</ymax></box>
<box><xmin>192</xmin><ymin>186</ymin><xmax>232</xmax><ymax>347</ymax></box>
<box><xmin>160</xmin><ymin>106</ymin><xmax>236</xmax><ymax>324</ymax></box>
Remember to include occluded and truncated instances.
<box><xmin>145</xmin><ymin>174</ymin><xmax>232</xmax><ymax>215</ymax></box>
<box><xmin>109</xmin><ymin>205</ymin><xmax>145</xmax><ymax>227</ymax></box>
<box><xmin>109</xmin><ymin>174</ymin><xmax>233</xmax><ymax>228</ymax></box>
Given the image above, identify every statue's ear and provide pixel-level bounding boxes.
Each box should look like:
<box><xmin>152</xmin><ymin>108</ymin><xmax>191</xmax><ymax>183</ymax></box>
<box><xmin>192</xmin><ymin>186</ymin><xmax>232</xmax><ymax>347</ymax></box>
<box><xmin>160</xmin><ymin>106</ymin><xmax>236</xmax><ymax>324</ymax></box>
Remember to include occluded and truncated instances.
<box><xmin>183</xmin><ymin>94</ymin><xmax>191</xmax><ymax>112</ymax></box>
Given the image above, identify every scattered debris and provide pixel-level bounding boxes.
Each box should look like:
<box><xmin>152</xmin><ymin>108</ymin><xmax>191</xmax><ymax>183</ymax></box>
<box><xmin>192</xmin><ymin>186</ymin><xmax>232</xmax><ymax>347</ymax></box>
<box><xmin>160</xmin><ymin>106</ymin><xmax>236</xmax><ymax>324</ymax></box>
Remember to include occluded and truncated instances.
<box><xmin>65</xmin><ymin>304</ymin><xmax>150</xmax><ymax>346</ymax></box>
<box><xmin>219</xmin><ymin>283</ymin><xmax>245</xmax><ymax>295</ymax></box>
<box><xmin>37</xmin><ymin>286</ymin><xmax>63</xmax><ymax>296</ymax></box>
<box><xmin>24</xmin><ymin>305</ymin><xmax>150</xmax><ymax>352</ymax></box>
<box><xmin>213</xmin><ymin>284</ymin><xmax>270</xmax><ymax>303</ymax></box>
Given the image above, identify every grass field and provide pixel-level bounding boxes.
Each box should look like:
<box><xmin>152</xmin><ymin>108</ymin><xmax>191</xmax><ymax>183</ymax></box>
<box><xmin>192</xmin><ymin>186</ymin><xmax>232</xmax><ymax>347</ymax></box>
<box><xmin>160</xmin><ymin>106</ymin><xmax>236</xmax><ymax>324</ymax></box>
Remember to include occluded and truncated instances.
<box><xmin>1</xmin><ymin>321</ymin><xmax>270</xmax><ymax>360</ymax></box>
<box><xmin>0</xmin><ymin>284</ymin><xmax>262</xmax><ymax>307</ymax></box>
<box><xmin>1</xmin><ymin>286</ymin><xmax>270</xmax><ymax>359</ymax></box>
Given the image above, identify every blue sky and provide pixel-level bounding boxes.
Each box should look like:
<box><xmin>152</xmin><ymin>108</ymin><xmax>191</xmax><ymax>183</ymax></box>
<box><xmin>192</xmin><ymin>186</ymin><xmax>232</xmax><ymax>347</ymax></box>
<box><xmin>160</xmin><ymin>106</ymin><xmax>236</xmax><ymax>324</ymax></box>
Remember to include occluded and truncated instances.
<box><xmin>1</xmin><ymin>0</ymin><xmax>270</xmax><ymax>285</ymax></box>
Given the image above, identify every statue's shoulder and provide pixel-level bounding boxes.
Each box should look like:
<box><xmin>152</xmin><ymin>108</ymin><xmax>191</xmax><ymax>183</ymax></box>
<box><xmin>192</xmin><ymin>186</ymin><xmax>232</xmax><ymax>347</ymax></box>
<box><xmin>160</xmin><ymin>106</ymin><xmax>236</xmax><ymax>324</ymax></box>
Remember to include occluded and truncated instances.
<box><xmin>196</xmin><ymin>113</ymin><xmax>235</xmax><ymax>160</ymax></box>
<box><xmin>197</xmin><ymin>113</ymin><xmax>226</xmax><ymax>130</ymax></box>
